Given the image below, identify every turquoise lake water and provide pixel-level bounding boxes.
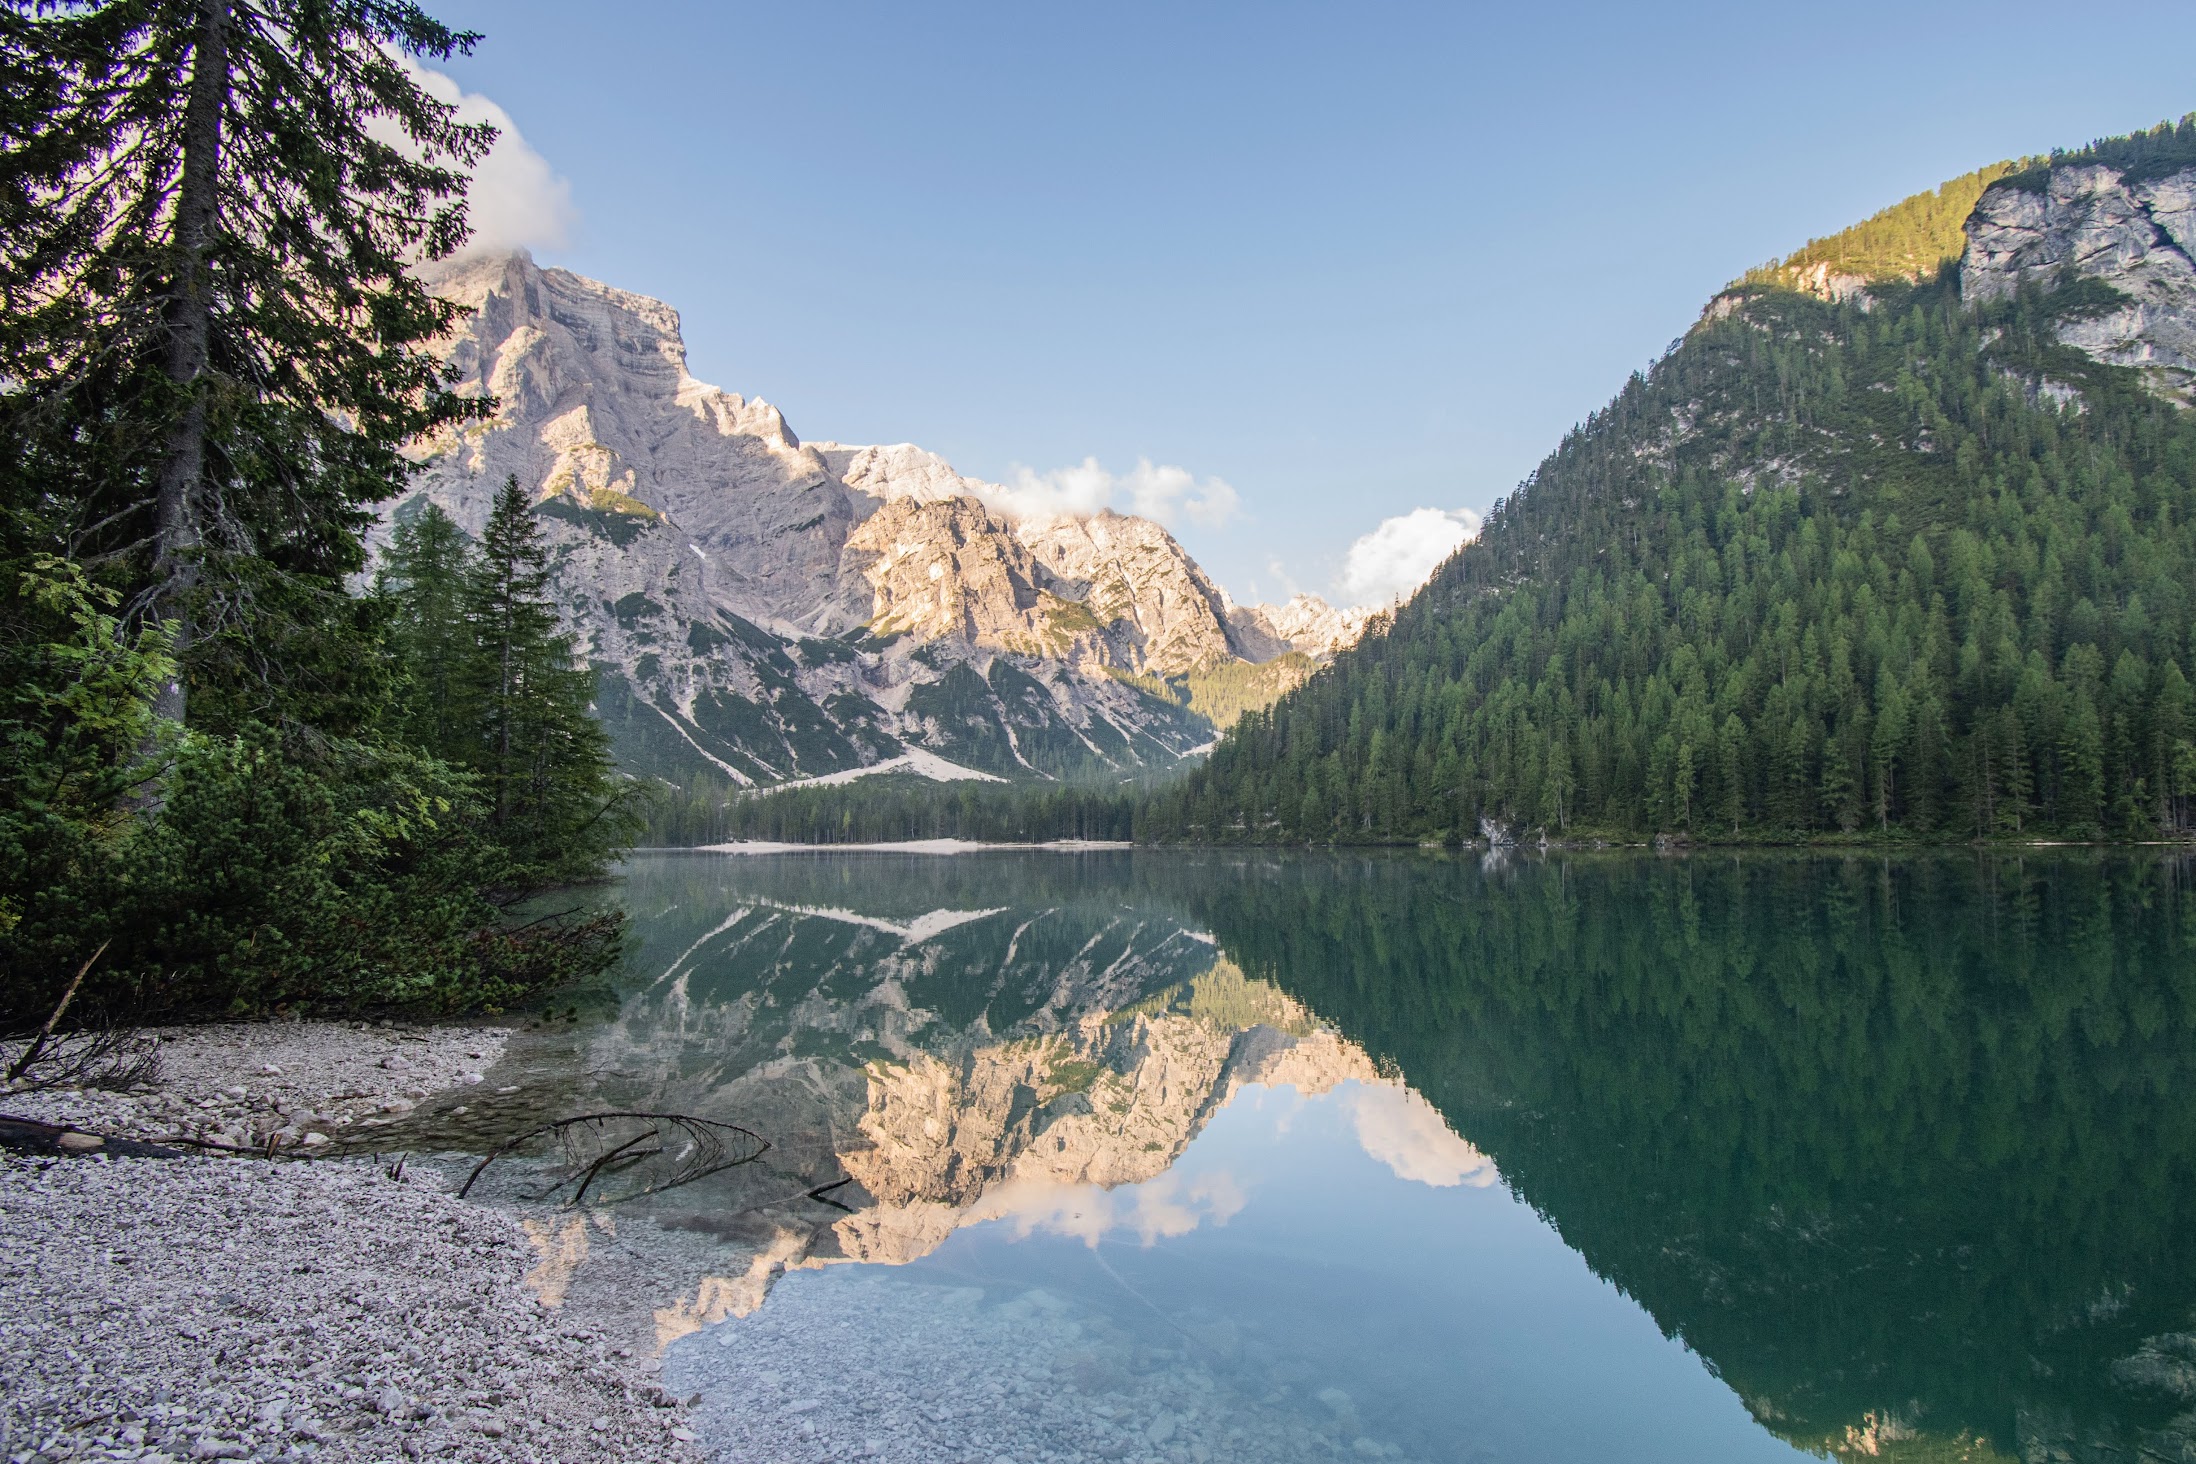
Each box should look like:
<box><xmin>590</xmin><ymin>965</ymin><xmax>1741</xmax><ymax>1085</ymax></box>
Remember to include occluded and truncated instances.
<box><xmin>514</xmin><ymin>850</ymin><xmax>2196</xmax><ymax>1463</ymax></box>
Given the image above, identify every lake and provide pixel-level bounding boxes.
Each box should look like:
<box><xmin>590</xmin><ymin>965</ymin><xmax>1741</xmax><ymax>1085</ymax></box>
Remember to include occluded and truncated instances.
<box><xmin>458</xmin><ymin>850</ymin><xmax>2196</xmax><ymax>1463</ymax></box>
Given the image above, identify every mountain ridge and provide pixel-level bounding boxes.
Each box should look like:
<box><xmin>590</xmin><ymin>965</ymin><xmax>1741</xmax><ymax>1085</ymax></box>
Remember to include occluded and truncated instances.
<box><xmin>1150</xmin><ymin>131</ymin><xmax>2196</xmax><ymax>844</ymax></box>
<box><xmin>394</xmin><ymin>251</ymin><xmax>1365</xmax><ymax>791</ymax></box>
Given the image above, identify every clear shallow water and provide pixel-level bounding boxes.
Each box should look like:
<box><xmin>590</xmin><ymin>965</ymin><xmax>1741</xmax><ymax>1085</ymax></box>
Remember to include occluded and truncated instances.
<box><xmin>493</xmin><ymin>851</ymin><xmax>2196</xmax><ymax>1462</ymax></box>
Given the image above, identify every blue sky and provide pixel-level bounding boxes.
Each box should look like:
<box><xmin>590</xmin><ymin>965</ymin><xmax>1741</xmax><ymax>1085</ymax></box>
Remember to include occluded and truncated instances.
<box><xmin>426</xmin><ymin>0</ymin><xmax>2196</xmax><ymax>607</ymax></box>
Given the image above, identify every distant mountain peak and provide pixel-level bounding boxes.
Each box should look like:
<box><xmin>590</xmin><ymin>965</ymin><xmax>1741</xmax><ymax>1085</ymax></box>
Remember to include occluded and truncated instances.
<box><xmin>395</xmin><ymin>250</ymin><xmax>1366</xmax><ymax>791</ymax></box>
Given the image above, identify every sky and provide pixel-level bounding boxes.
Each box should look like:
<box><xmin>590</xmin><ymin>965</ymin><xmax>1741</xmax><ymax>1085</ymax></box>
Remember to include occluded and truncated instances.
<box><xmin>422</xmin><ymin>0</ymin><xmax>2196</xmax><ymax>609</ymax></box>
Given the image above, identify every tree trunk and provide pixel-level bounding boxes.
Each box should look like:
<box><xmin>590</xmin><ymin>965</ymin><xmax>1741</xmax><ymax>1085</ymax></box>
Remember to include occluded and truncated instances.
<box><xmin>150</xmin><ymin>0</ymin><xmax>233</xmax><ymax>727</ymax></box>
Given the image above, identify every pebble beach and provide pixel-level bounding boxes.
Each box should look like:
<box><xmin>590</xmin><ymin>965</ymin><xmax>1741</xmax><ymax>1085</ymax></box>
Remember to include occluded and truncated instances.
<box><xmin>1</xmin><ymin>1021</ymin><xmax>703</xmax><ymax>1464</ymax></box>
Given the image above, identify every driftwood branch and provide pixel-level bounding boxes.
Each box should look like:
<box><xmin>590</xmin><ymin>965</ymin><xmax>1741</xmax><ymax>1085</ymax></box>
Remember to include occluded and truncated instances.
<box><xmin>458</xmin><ymin>1112</ymin><xmax>770</xmax><ymax>1206</ymax></box>
<box><xmin>0</xmin><ymin>1114</ymin><xmax>182</xmax><ymax>1159</ymax></box>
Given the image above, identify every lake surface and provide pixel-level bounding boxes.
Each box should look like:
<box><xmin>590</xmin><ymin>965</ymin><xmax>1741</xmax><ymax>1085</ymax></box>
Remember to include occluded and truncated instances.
<box><xmin>485</xmin><ymin>850</ymin><xmax>2196</xmax><ymax>1463</ymax></box>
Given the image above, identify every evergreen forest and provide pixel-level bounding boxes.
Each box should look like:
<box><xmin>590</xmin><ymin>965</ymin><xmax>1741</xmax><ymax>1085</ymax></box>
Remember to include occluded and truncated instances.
<box><xmin>687</xmin><ymin>777</ymin><xmax>1138</xmax><ymax>848</ymax></box>
<box><xmin>1147</xmin><ymin>246</ymin><xmax>2196</xmax><ymax>843</ymax></box>
<box><xmin>0</xmin><ymin>3</ymin><xmax>634</xmax><ymax>1023</ymax></box>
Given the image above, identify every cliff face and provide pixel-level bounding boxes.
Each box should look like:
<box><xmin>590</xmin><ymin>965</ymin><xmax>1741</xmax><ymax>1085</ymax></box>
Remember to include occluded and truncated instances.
<box><xmin>1963</xmin><ymin>163</ymin><xmax>2196</xmax><ymax>399</ymax></box>
<box><xmin>397</xmin><ymin>252</ymin><xmax>1366</xmax><ymax>788</ymax></box>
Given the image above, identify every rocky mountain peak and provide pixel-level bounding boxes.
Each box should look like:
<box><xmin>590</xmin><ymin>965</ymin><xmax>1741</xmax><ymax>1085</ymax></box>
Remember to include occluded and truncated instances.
<box><xmin>396</xmin><ymin>251</ymin><xmax>1367</xmax><ymax>790</ymax></box>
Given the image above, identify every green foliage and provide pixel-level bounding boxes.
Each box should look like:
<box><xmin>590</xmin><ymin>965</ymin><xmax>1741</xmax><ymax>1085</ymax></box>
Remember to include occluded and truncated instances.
<box><xmin>1178</xmin><ymin>653</ymin><xmax>1315</xmax><ymax>730</ymax></box>
<box><xmin>381</xmin><ymin>482</ymin><xmax>641</xmax><ymax>885</ymax></box>
<box><xmin>375</xmin><ymin>502</ymin><xmax>471</xmax><ymax>758</ymax></box>
<box><xmin>1149</xmin><ymin>271</ymin><xmax>2196</xmax><ymax>845</ymax></box>
<box><xmin>1099</xmin><ymin>659</ymin><xmax>1314</xmax><ymax>733</ymax></box>
<box><xmin>0</xmin><ymin>13</ymin><xmax>634</xmax><ymax>1024</ymax></box>
<box><xmin>460</xmin><ymin>479</ymin><xmax>635</xmax><ymax>879</ymax></box>
<box><xmin>2003</xmin><ymin>113</ymin><xmax>2196</xmax><ymax>190</ymax></box>
<box><xmin>0</xmin><ymin>514</ymin><xmax>632</xmax><ymax>1022</ymax></box>
<box><xmin>3</xmin><ymin>724</ymin><xmax>619</xmax><ymax>1023</ymax></box>
<box><xmin>1740</xmin><ymin>161</ymin><xmax>2020</xmax><ymax>288</ymax></box>
<box><xmin>638</xmin><ymin>767</ymin><xmax>746</xmax><ymax>846</ymax></box>
<box><xmin>0</xmin><ymin>556</ymin><xmax>176</xmax><ymax>941</ymax></box>
<box><xmin>0</xmin><ymin>547</ymin><xmax>627</xmax><ymax>1020</ymax></box>
<box><xmin>0</xmin><ymin>0</ymin><xmax>494</xmax><ymax>726</ymax></box>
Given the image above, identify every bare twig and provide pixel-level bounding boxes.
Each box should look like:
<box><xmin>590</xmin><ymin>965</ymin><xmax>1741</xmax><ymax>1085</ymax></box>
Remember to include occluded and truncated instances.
<box><xmin>7</xmin><ymin>941</ymin><xmax>112</xmax><ymax>1083</ymax></box>
<box><xmin>4</xmin><ymin>1024</ymin><xmax>163</xmax><ymax>1094</ymax></box>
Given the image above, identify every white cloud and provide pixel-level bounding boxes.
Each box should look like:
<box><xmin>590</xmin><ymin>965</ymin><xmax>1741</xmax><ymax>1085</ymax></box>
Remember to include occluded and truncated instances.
<box><xmin>1337</xmin><ymin>506</ymin><xmax>1483</xmax><ymax>609</ymax></box>
<box><xmin>970</xmin><ymin>1169</ymin><xmax>1248</xmax><ymax>1247</ymax></box>
<box><xmin>398</xmin><ymin>59</ymin><xmax>576</xmax><ymax>257</ymax></box>
<box><xmin>981</xmin><ymin>457</ymin><xmax>1240</xmax><ymax>530</ymax></box>
<box><xmin>1345</xmin><ymin>1084</ymin><xmax>1499</xmax><ymax>1189</ymax></box>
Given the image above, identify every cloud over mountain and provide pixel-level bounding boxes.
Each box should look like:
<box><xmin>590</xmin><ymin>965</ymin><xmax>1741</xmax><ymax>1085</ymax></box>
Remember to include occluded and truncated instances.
<box><xmin>983</xmin><ymin>457</ymin><xmax>1240</xmax><ymax>529</ymax></box>
<box><xmin>1338</xmin><ymin>506</ymin><xmax>1483</xmax><ymax>608</ymax></box>
<box><xmin>401</xmin><ymin>60</ymin><xmax>576</xmax><ymax>258</ymax></box>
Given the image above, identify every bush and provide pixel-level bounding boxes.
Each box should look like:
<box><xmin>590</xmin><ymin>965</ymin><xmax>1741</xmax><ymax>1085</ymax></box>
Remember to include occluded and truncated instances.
<box><xmin>1</xmin><ymin>726</ymin><xmax>620</xmax><ymax>1026</ymax></box>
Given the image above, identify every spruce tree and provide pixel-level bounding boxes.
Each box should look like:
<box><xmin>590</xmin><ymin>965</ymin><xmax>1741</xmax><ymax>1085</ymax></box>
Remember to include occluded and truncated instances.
<box><xmin>375</xmin><ymin>503</ymin><xmax>470</xmax><ymax>761</ymax></box>
<box><xmin>0</xmin><ymin>5</ymin><xmax>635</xmax><ymax>1018</ymax></box>
<box><xmin>0</xmin><ymin>0</ymin><xmax>493</xmax><ymax>727</ymax></box>
<box><xmin>1149</xmin><ymin>249</ymin><xmax>2196</xmax><ymax>846</ymax></box>
<box><xmin>461</xmin><ymin>476</ymin><xmax>631</xmax><ymax>883</ymax></box>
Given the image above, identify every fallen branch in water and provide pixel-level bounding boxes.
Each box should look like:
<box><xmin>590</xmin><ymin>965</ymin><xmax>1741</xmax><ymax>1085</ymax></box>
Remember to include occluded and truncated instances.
<box><xmin>458</xmin><ymin>1112</ymin><xmax>770</xmax><ymax>1205</ymax></box>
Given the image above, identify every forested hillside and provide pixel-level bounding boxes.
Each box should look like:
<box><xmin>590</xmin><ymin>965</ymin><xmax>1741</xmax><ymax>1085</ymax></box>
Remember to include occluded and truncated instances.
<box><xmin>1145</xmin><ymin>147</ymin><xmax>2196</xmax><ymax>844</ymax></box>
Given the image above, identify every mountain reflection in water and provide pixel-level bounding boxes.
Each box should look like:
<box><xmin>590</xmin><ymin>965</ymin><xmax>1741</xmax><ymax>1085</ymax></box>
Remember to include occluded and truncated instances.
<box><xmin>529</xmin><ymin>851</ymin><xmax>2196</xmax><ymax>1462</ymax></box>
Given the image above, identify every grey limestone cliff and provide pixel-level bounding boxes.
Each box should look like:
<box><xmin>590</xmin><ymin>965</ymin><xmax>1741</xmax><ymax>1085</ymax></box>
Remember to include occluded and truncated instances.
<box><xmin>396</xmin><ymin>252</ymin><xmax>1363</xmax><ymax>789</ymax></box>
<box><xmin>1963</xmin><ymin>162</ymin><xmax>2196</xmax><ymax>399</ymax></box>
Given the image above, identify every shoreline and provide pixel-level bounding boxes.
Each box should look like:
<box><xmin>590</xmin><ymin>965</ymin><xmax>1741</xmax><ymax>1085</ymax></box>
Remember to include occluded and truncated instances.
<box><xmin>2</xmin><ymin>1020</ymin><xmax>703</xmax><ymax>1464</ymax></box>
<box><xmin>684</xmin><ymin>837</ymin><xmax>1135</xmax><ymax>855</ymax></box>
<box><xmin>632</xmin><ymin>837</ymin><xmax>2196</xmax><ymax>857</ymax></box>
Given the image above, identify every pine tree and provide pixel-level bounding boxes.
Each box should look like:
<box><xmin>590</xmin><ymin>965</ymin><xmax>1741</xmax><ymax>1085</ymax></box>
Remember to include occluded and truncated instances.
<box><xmin>1147</xmin><ymin>165</ymin><xmax>2196</xmax><ymax>849</ymax></box>
<box><xmin>0</xmin><ymin>6</ymin><xmax>636</xmax><ymax>1019</ymax></box>
<box><xmin>375</xmin><ymin>503</ymin><xmax>471</xmax><ymax>761</ymax></box>
<box><xmin>0</xmin><ymin>0</ymin><xmax>493</xmax><ymax>727</ymax></box>
<box><xmin>1718</xmin><ymin>713</ymin><xmax>1746</xmax><ymax>835</ymax></box>
<box><xmin>460</xmin><ymin>476</ymin><xmax>632</xmax><ymax>882</ymax></box>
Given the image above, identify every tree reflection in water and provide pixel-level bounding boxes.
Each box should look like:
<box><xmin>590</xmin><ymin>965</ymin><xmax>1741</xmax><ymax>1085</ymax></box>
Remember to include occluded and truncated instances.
<box><xmin>1184</xmin><ymin>851</ymin><xmax>2196</xmax><ymax>1460</ymax></box>
<box><xmin>595</xmin><ymin>850</ymin><xmax>2196</xmax><ymax>1461</ymax></box>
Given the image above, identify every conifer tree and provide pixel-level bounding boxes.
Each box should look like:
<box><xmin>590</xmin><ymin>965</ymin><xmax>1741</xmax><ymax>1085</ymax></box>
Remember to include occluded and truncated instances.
<box><xmin>374</xmin><ymin>503</ymin><xmax>470</xmax><ymax>760</ymax></box>
<box><xmin>0</xmin><ymin>0</ymin><xmax>493</xmax><ymax>727</ymax></box>
<box><xmin>0</xmin><ymin>5</ymin><xmax>635</xmax><ymax>1020</ymax></box>
<box><xmin>460</xmin><ymin>476</ymin><xmax>632</xmax><ymax>883</ymax></box>
<box><xmin>1144</xmin><ymin>228</ymin><xmax>2196</xmax><ymax>847</ymax></box>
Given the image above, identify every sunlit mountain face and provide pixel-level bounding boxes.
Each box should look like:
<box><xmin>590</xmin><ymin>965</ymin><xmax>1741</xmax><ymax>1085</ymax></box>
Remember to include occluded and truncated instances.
<box><xmin>435</xmin><ymin>850</ymin><xmax>2196</xmax><ymax>1462</ymax></box>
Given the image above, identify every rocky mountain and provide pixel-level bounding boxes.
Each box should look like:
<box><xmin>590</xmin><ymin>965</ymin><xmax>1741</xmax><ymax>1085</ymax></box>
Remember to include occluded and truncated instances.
<box><xmin>1156</xmin><ymin>119</ymin><xmax>2196</xmax><ymax>844</ymax></box>
<box><xmin>1227</xmin><ymin>593</ymin><xmax>1375</xmax><ymax>661</ymax></box>
<box><xmin>394</xmin><ymin>252</ymin><xmax>1362</xmax><ymax>790</ymax></box>
<box><xmin>1961</xmin><ymin>160</ymin><xmax>2196</xmax><ymax>399</ymax></box>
